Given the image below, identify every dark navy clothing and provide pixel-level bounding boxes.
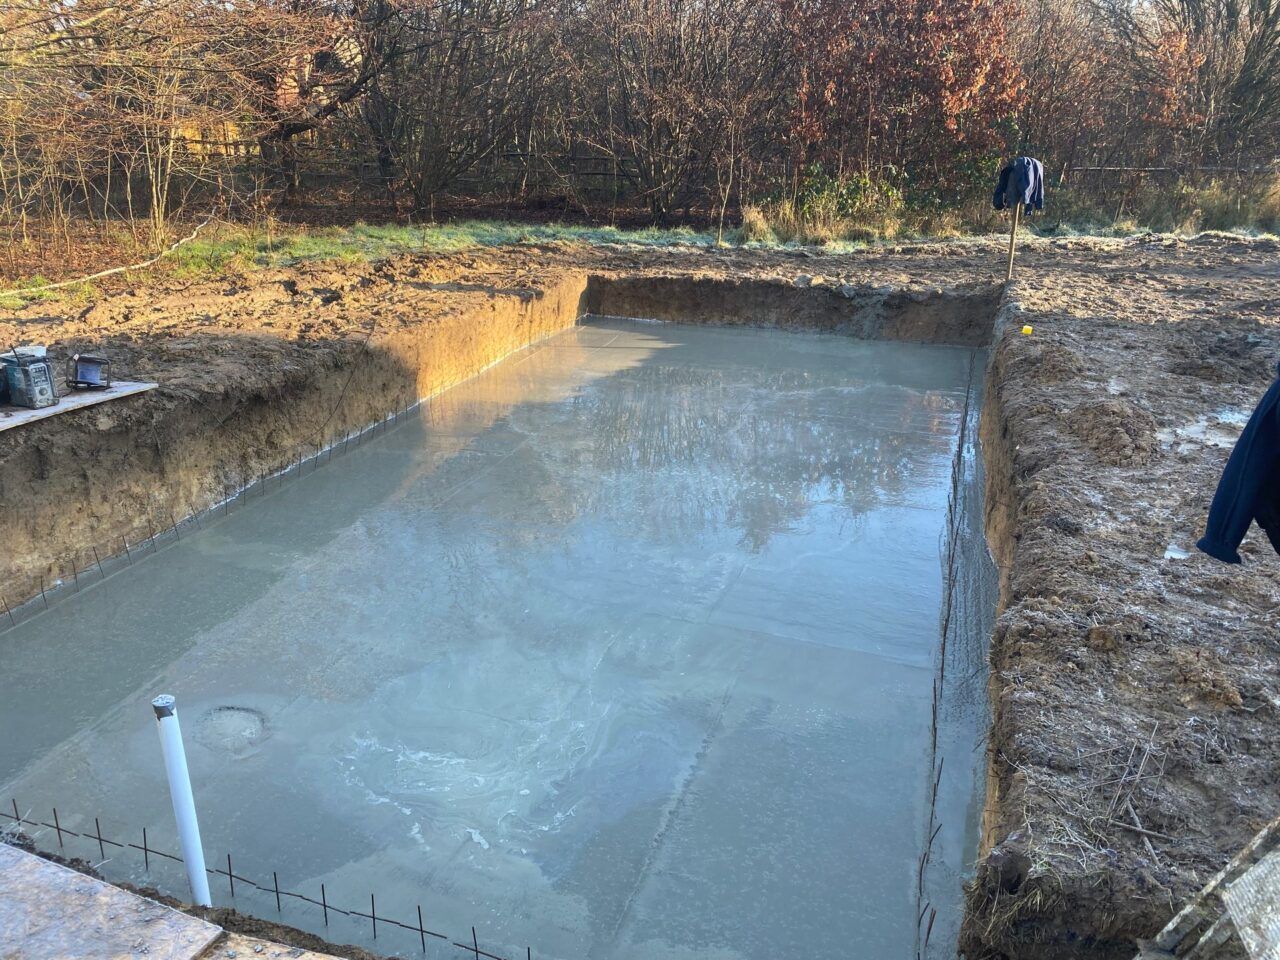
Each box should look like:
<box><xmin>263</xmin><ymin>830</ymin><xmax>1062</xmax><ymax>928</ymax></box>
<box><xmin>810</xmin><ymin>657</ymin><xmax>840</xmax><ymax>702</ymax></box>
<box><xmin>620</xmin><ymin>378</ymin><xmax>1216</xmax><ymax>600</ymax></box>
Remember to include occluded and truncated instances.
<box><xmin>993</xmin><ymin>157</ymin><xmax>1044</xmax><ymax>214</ymax></box>
<box><xmin>1198</xmin><ymin>362</ymin><xmax>1280</xmax><ymax>564</ymax></box>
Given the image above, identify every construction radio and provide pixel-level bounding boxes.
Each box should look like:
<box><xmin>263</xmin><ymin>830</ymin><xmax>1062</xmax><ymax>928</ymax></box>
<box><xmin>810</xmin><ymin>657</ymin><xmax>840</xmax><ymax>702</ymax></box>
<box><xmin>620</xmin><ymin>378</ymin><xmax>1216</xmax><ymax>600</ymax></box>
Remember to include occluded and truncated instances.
<box><xmin>2</xmin><ymin>349</ymin><xmax>59</xmax><ymax>409</ymax></box>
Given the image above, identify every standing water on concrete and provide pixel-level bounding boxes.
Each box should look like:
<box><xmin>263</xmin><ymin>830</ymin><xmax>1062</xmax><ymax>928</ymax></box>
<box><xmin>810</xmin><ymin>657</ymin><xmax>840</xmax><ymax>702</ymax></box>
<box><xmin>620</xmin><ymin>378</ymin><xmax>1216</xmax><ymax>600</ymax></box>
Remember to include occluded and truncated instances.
<box><xmin>0</xmin><ymin>318</ymin><xmax>993</xmax><ymax>960</ymax></box>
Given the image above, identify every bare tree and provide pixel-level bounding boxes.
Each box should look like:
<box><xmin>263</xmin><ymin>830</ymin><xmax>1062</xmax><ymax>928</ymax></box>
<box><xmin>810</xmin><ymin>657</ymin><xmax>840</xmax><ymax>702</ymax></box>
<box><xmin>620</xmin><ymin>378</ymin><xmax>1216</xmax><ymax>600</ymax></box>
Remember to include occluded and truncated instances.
<box><xmin>551</xmin><ymin>0</ymin><xmax>788</xmax><ymax>222</ymax></box>
<box><xmin>1091</xmin><ymin>0</ymin><xmax>1280</xmax><ymax>164</ymax></box>
<box><xmin>360</xmin><ymin>0</ymin><xmax>554</xmax><ymax>215</ymax></box>
<box><xmin>3</xmin><ymin>0</ymin><xmax>1280</xmax><ymax>263</ymax></box>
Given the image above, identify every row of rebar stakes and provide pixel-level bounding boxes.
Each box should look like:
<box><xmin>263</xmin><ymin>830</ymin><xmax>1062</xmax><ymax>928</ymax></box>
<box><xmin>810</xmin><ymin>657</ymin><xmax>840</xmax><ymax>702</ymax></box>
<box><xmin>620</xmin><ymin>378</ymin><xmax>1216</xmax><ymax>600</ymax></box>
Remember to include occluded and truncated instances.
<box><xmin>4</xmin><ymin>798</ymin><xmax>527</xmax><ymax>959</ymax></box>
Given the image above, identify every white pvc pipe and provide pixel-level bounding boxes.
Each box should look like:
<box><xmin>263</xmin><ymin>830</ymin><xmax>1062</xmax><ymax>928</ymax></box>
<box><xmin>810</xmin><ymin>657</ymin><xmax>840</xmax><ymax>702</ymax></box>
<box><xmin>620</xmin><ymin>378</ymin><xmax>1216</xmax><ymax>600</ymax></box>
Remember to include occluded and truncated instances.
<box><xmin>152</xmin><ymin>694</ymin><xmax>212</xmax><ymax>906</ymax></box>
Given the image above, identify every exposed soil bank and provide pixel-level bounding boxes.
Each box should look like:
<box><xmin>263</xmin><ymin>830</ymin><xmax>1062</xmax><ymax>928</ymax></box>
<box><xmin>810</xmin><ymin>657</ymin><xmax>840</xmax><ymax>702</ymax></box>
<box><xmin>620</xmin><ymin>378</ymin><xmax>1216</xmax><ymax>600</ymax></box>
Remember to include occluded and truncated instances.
<box><xmin>585</xmin><ymin>274</ymin><xmax>999</xmax><ymax>347</ymax></box>
<box><xmin>4</xmin><ymin>233</ymin><xmax>1280</xmax><ymax>958</ymax></box>
<box><xmin>962</xmin><ymin>240</ymin><xmax>1280</xmax><ymax>959</ymax></box>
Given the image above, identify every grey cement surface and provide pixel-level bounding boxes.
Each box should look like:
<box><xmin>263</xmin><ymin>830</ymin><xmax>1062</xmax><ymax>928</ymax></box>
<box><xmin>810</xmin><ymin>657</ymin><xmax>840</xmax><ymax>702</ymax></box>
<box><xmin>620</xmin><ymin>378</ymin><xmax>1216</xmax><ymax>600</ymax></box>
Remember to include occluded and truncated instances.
<box><xmin>0</xmin><ymin>319</ymin><xmax>985</xmax><ymax>960</ymax></box>
<box><xmin>0</xmin><ymin>842</ymin><xmax>221</xmax><ymax>959</ymax></box>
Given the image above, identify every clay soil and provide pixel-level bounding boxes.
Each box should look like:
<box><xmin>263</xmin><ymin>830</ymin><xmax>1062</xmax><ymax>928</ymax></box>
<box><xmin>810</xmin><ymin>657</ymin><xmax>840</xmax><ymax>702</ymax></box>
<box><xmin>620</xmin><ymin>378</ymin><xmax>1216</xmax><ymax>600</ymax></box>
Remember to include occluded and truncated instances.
<box><xmin>3</xmin><ymin>232</ymin><xmax>1280</xmax><ymax>958</ymax></box>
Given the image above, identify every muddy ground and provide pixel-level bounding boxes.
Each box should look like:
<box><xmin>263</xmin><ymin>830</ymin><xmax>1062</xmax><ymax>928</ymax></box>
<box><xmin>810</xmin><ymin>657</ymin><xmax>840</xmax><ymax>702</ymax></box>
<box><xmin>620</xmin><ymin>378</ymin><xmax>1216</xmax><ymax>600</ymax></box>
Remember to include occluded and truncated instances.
<box><xmin>2</xmin><ymin>232</ymin><xmax>1279</xmax><ymax>958</ymax></box>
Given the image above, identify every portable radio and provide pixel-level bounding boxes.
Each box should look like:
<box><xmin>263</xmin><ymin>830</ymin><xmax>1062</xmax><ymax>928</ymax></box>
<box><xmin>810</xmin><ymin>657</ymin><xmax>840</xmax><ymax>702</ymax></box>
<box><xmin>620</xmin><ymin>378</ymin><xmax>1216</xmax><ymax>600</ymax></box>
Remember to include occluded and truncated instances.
<box><xmin>2</xmin><ymin>351</ymin><xmax>59</xmax><ymax>409</ymax></box>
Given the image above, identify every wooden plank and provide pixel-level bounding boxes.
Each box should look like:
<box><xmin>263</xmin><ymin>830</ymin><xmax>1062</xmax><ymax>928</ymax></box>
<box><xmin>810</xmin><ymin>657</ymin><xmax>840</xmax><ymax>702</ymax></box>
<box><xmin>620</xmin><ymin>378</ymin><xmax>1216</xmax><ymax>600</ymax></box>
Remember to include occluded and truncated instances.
<box><xmin>1153</xmin><ymin>817</ymin><xmax>1280</xmax><ymax>951</ymax></box>
<box><xmin>1183</xmin><ymin>914</ymin><xmax>1236</xmax><ymax>959</ymax></box>
<box><xmin>0</xmin><ymin>380</ymin><xmax>157</xmax><ymax>433</ymax></box>
<box><xmin>1223</xmin><ymin>850</ymin><xmax>1280</xmax><ymax>959</ymax></box>
<box><xmin>203</xmin><ymin>933</ymin><xmax>345</xmax><ymax>960</ymax></box>
<box><xmin>0</xmin><ymin>842</ymin><xmax>221</xmax><ymax>960</ymax></box>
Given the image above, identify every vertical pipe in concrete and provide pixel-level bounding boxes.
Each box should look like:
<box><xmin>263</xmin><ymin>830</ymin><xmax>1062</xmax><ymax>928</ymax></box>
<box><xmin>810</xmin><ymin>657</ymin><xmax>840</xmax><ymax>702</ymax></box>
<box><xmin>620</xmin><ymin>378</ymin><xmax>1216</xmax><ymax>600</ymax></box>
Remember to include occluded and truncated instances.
<box><xmin>152</xmin><ymin>694</ymin><xmax>213</xmax><ymax>907</ymax></box>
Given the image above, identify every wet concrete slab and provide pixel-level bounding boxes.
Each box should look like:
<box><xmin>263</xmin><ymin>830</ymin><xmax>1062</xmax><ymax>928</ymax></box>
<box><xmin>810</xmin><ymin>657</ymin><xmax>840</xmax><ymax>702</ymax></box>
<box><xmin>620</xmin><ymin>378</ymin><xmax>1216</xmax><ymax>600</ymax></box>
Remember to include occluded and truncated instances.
<box><xmin>0</xmin><ymin>841</ymin><xmax>220</xmax><ymax>959</ymax></box>
<box><xmin>0</xmin><ymin>320</ymin><xmax>988</xmax><ymax>960</ymax></box>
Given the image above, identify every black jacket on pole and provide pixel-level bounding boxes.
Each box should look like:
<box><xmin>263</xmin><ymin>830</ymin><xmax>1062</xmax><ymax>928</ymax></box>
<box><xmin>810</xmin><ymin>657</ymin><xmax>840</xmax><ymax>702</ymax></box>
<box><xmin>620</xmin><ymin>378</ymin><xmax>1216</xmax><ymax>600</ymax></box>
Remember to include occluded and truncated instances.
<box><xmin>993</xmin><ymin>157</ymin><xmax>1045</xmax><ymax>214</ymax></box>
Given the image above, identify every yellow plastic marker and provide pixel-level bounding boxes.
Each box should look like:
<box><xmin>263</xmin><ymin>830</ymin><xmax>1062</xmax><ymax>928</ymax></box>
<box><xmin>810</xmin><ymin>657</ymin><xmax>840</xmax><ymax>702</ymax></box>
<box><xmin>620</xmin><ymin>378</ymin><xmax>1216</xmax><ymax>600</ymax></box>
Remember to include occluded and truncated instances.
<box><xmin>1021</xmin><ymin>325</ymin><xmax>1033</xmax><ymax>336</ymax></box>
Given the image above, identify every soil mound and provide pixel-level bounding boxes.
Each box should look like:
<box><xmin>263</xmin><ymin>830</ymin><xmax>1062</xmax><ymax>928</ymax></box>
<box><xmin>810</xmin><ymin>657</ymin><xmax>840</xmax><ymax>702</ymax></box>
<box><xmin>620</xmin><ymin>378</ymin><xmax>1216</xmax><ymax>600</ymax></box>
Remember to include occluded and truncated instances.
<box><xmin>1068</xmin><ymin>398</ymin><xmax>1159</xmax><ymax>465</ymax></box>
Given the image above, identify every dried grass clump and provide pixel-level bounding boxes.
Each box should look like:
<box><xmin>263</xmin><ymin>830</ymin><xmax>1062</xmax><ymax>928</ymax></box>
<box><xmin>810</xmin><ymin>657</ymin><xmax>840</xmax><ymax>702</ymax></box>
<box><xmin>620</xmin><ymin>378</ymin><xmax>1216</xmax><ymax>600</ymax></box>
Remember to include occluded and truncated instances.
<box><xmin>736</xmin><ymin>197</ymin><xmax>899</xmax><ymax>246</ymax></box>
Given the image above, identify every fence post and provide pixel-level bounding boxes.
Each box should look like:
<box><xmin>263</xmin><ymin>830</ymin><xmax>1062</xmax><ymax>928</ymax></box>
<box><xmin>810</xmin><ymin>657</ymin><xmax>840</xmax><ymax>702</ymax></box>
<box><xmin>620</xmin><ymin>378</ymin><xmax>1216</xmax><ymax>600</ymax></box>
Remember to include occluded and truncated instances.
<box><xmin>152</xmin><ymin>694</ymin><xmax>213</xmax><ymax>907</ymax></box>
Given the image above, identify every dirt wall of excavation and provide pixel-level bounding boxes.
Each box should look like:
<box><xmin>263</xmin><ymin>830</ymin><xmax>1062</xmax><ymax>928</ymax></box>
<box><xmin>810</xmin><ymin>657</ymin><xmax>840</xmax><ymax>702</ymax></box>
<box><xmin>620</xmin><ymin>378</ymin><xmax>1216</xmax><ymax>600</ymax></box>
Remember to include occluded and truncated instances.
<box><xmin>586</xmin><ymin>274</ymin><xmax>999</xmax><ymax>347</ymax></box>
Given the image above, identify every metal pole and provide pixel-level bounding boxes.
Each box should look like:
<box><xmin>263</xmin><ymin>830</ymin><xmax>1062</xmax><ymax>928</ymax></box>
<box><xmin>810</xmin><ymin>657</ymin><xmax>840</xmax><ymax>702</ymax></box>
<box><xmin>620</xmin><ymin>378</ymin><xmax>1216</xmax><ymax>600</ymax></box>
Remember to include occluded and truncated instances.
<box><xmin>152</xmin><ymin>695</ymin><xmax>212</xmax><ymax>906</ymax></box>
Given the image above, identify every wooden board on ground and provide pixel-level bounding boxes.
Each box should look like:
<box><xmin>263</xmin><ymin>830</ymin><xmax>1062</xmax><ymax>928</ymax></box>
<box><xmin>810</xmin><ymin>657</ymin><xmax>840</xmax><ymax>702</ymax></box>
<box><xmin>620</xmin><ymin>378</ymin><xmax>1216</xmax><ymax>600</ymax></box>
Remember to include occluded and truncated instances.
<box><xmin>1223</xmin><ymin>849</ymin><xmax>1280</xmax><ymax>959</ymax></box>
<box><xmin>0</xmin><ymin>841</ymin><xmax>221</xmax><ymax>960</ymax></box>
<box><xmin>201</xmin><ymin>933</ymin><xmax>345</xmax><ymax>959</ymax></box>
<box><xmin>0</xmin><ymin>380</ymin><xmax>157</xmax><ymax>433</ymax></box>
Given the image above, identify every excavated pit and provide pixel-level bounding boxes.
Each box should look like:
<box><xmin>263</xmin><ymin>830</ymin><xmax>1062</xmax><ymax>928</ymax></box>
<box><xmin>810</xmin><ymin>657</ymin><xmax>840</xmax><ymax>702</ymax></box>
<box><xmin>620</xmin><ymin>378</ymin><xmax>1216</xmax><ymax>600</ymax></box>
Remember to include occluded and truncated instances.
<box><xmin>0</xmin><ymin>274</ymin><xmax>1002</xmax><ymax>960</ymax></box>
